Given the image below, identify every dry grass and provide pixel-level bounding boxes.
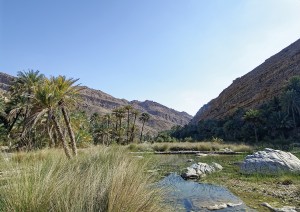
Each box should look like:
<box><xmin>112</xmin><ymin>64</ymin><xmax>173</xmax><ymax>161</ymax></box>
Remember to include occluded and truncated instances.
<box><xmin>128</xmin><ymin>142</ymin><xmax>253</xmax><ymax>153</ymax></box>
<box><xmin>0</xmin><ymin>147</ymin><xmax>168</xmax><ymax>212</ymax></box>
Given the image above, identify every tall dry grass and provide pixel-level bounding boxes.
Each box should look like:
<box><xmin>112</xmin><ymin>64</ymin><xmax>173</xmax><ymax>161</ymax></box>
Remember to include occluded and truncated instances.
<box><xmin>0</xmin><ymin>147</ymin><xmax>167</xmax><ymax>212</ymax></box>
<box><xmin>128</xmin><ymin>142</ymin><xmax>253</xmax><ymax>153</ymax></box>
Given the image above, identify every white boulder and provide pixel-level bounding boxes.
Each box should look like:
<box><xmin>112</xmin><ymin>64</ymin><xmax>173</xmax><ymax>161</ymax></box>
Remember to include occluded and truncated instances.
<box><xmin>182</xmin><ymin>162</ymin><xmax>223</xmax><ymax>179</ymax></box>
<box><xmin>240</xmin><ymin>148</ymin><xmax>300</xmax><ymax>174</ymax></box>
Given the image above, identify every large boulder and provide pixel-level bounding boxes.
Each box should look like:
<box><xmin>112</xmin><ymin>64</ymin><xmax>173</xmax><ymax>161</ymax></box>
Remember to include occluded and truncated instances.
<box><xmin>182</xmin><ymin>162</ymin><xmax>223</xmax><ymax>179</ymax></box>
<box><xmin>240</xmin><ymin>148</ymin><xmax>300</xmax><ymax>174</ymax></box>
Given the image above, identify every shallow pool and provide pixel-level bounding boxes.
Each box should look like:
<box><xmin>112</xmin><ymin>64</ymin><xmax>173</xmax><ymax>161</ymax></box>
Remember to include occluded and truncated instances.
<box><xmin>157</xmin><ymin>174</ymin><xmax>256</xmax><ymax>212</ymax></box>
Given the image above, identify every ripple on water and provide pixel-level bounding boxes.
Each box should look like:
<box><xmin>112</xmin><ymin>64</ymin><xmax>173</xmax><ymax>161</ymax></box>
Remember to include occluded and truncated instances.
<box><xmin>157</xmin><ymin>174</ymin><xmax>256</xmax><ymax>212</ymax></box>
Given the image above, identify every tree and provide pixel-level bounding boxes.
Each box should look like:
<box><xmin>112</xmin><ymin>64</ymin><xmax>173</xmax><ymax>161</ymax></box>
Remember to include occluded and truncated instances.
<box><xmin>7</xmin><ymin>70</ymin><xmax>44</xmax><ymax>148</ymax></box>
<box><xmin>139</xmin><ymin>112</ymin><xmax>150</xmax><ymax>143</ymax></box>
<box><xmin>0</xmin><ymin>95</ymin><xmax>8</xmax><ymax>143</ymax></box>
<box><xmin>129</xmin><ymin>109</ymin><xmax>139</xmax><ymax>143</ymax></box>
<box><xmin>243</xmin><ymin>109</ymin><xmax>261</xmax><ymax>143</ymax></box>
<box><xmin>30</xmin><ymin>79</ymin><xmax>72</xmax><ymax>158</ymax></box>
<box><xmin>51</xmin><ymin>76</ymin><xmax>81</xmax><ymax>156</ymax></box>
<box><xmin>281</xmin><ymin>89</ymin><xmax>300</xmax><ymax>129</ymax></box>
<box><xmin>124</xmin><ymin>105</ymin><xmax>133</xmax><ymax>144</ymax></box>
<box><xmin>281</xmin><ymin>76</ymin><xmax>300</xmax><ymax>129</ymax></box>
<box><xmin>112</xmin><ymin>108</ymin><xmax>125</xmax><ymax>144</ymax></box>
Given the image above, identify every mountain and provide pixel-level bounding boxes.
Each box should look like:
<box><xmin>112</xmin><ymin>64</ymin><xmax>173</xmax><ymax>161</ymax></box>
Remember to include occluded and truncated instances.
<box><xmin>191</xmin><ymin>38</ymin><xmax>300</xmax><ymax>124</ymax></box>
<box><xmin>0</xmin><ymin>72</ymin><xmax>192</xmax><ymax>134</ymax></box>
<box><xmin>0</xmin><ymin>72</ymin><xmax>14</xmax><ymax>92</ymax></box>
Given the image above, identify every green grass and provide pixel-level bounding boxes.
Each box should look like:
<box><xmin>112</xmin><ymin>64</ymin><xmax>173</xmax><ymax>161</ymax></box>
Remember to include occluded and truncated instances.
<box><xmin>0</xmin><ymin>147</ymin><xmax>169</xmax><ymax>212</ymax></box>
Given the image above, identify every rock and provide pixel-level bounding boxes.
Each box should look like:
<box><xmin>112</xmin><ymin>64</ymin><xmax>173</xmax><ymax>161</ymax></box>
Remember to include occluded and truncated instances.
<box><xmin>220</xmin><ymin>147</ymin><xmax>233</xmax><ymax>152</ymax></box>
<box><xmin>207</xmin><ymin>203</ymin><xmax>227</xmax><ymax>210</ymax></box>
<box><xmin>211</xmin><ymin>162</ymin><xmax>223</xmax><ymax>171</ymax></box>
<box><xmin>240</xmin><ymin>148</ymin><xmax>300</xmax><ymax>174</ymax></box>
<box><xmin>132</xmin><ymin>156</ymin><xmax>144</xmax><ymax>159</ymax></box>
<box><xmin>187</xmin><ymin>159</ymin><xmax>194</xmax><ymax>162</ymax></box>
<box><xmin>227</xmin><ymin>202</ymin><xmax>243</xmax><ymax>207</ymax></box>
<box><xmin>196</xmin><ymin>153</ymin><xmax>208</xmax><ymax>157</ymax></box>
<box><xmin>207</xmin><ymin>202</ymin><xmax>243</xmax><ymax>210</ymax></box>
<box><xmin>262</xmin><ymin>202</ymin><xmax>298</xmax><ymax>212</ymax></box>
<box><xmin>183</xmin><ymin>167</ymin><xmax>198</xmax><ymax>179</ymax></box>
<box><xmin>182</xmin><ymin>162</ymin><xmax>223</xmax><ymax>179</ymax></box>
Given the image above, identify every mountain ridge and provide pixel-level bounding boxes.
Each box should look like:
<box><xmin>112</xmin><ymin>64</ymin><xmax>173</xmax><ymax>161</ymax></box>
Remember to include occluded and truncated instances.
<box><xmin>0</xmin><ymin>72</ymin><xmax>192</xmax><ymax>134</ymax></box>
<box><xmin>191</xmin><ymin>38</ymin><xmax>300</xmax><ymax>124</ymax></box>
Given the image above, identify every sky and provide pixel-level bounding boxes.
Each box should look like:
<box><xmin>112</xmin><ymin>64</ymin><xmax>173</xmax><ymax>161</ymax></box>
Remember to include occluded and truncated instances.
<box><xmin>1</xmin><ymin>0</ymin><xmax>300</xmax><ymax>116</ymax></box>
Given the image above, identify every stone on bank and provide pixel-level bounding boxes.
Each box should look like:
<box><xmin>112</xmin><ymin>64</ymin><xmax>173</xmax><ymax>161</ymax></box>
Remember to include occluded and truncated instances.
<box><xmin>240</xmin><ymin>148</ymin><xmax>300</xmax><ymax>174</ymax></box>
<box><xmin>182</xmin><ymin>162</ymin><xmax>223</xmax><ymax>179</ymax></box>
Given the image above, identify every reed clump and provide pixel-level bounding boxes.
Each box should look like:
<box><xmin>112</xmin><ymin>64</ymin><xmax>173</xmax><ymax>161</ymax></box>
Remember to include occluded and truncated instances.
<box><xmin>0</xmin><ymin>147</ymin><xmax>167</xmax><ymax>212</ymax></box>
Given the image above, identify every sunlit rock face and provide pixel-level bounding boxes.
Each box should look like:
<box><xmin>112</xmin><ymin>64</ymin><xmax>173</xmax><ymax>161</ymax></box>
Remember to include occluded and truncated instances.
<box><xmin>240</xmin><ymin>148</ymin><xmax>300</xmax><ymax>174</ymax></box>
<box><xmin>191</xmin><ymin>38</ymin><xmax>300</xmax><ymax>124</ymax></box>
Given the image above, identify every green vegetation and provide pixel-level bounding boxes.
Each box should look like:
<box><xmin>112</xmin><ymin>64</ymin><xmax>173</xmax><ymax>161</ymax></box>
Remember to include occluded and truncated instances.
<box><xmin>0</xmin><ymin>70</ymin><xmax>151</xmax><ymax>157</ymax></box>
<box><xmin>172</xmin><ymin>76</ymin><xmax>300</xmax><ymax>146</ymax></box>
<box><xmin>0</xmin><ymin>147</ymin><xmax>168</xmax><ymax>212</ymax></box>
<box><xmin>1</xmin><ymin>71</ymin><xmax>300</xmax><ymax>211</ymax></box>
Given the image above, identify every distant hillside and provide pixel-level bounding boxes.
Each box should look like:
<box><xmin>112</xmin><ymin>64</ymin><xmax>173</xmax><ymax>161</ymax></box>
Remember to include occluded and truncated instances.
<box><xmin>0</xmin><ymin>72</ymin><xmax>192</xmax><ymax>134</ymax></box>
<box><xmin>191</xmin><ymin>38</ymin><xmax>300</xmax><ymax>124</ymax></box>
<box><xmin>0</xmin><ymin>72</ymin><xmax>14</xmax><ymax>92</ymax></box>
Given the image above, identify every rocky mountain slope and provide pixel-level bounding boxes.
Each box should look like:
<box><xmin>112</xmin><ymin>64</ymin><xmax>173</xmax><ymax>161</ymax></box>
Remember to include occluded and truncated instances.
<box><xmin>191</xmin><ymin>38</ymin><xmax>300</xmax><ymax>124</ymax></box>
<box><xmin>0</xmin><ymin>72</ymin><xmax>192</xmax><ymax>134</ymax></box>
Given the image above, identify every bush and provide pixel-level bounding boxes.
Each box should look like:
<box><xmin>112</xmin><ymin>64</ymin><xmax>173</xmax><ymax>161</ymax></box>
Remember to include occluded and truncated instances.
<box><xmin>153</xmin><ymin>144</ymin><xmax>169</xmax><ymax>152</ymax></box>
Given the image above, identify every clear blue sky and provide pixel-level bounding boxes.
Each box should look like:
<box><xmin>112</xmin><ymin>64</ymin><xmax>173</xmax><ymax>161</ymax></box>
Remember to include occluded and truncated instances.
<box><xmin>1</xmin><ymin>0</ymin><xmax>300</xmax><ymax>115</ymax></box>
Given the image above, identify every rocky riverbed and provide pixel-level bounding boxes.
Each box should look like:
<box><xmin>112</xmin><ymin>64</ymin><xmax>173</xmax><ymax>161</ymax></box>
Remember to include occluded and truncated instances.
<box><xmin>149</xmin><ymin>151</ymin><xmax>300</xmax><ymax>211</ymax></box>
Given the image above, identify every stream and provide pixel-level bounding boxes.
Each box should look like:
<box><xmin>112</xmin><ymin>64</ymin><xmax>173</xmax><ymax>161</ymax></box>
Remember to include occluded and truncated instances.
<box><xmin>158</xmin><ymin>174</ymin><xmax>256</xmax><ymax>212</ymax></box>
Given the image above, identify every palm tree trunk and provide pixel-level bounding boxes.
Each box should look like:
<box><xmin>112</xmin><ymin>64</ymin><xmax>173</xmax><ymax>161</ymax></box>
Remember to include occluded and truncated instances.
<box><xmin>130</xmin><ymin>114</ymin><xmax>137</xmax><ymax>143</ymax></box>
<box><xmin>52</xmin><ymin>115</ymin><xmax>71</xmax><ymax>159</ymax></box>
<box><xmin>61</xmin><ymin>106</ymin><xmax>77</xmax><ymax>156</ymax></box>
<box><xmin>118</xmin><ymin>118</ymin><xmax>122</xmax><ymax>144</ymax></box>
<box><xmin>126</xmin><ymin>110</ymin><xmax>130</xmax><ymax>144</ymax></box>
<box><xmin>47</xmin><ymin>125</ymin><xmax>55</xmax><ymax>148</ymax></box>
<box><xmin>53</xmin><ymin>128</ymin><xmax>59</xmax><ymax>147</ymax></box>
<box><xmin>254</xmin><ymin>127</ymin><xmax>258</xmax><ymax>143</ymax></box>
<box><xmin>292</xmin><ymin>108</ymin><xmax>296</xmax><ymax>129</ymax></box>
<box><xmin>140</xmin><ymin>121</ymin><xmax>145</xmax><ymax>143</ymax></box>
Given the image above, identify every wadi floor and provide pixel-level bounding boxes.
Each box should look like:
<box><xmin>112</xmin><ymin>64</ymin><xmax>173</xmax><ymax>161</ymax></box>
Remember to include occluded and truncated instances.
<box><xmin>146</xmin><ymin>152</ymin><xmax>300</xmax><ymax>212</ymax></box>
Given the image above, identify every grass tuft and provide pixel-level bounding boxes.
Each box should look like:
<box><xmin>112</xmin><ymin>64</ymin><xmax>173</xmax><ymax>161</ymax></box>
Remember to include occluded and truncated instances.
<box><xmin>0</xmin><ymin>147</ymin><xmax>168</xmax><ymax>212</ymax></box>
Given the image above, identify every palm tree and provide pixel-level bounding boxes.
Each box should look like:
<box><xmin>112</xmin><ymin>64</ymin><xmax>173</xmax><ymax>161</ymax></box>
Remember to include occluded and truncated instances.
<box><xmin>281</xmin><ymin>89</ymin><xmax>300</xmax><ymax>129</ymax></box>
<box><xmin>124</xmin><ymin>105</ymin><xmax>133</xmax><ymax>144</ymax></box>
<box><xmin>30</xmin><ymin>80</ymin><xmax>72</xmax><ymax>158</ymax></box>
<box><xmin>139</xmin><ymin>112</ymin><xmax>150</xmax><ymax>143</ymax></box>
<box><xmin>243</xmin><ymin>109</ymin><xmax>261</xmax><ymax>143</ymax></box>
<box><xmin>286</xmin><ymin>76</ymin><xmax>300</xmax><ymax>93</ymax></box>
<box><xmin>113</xmin><ymin>108</ymin><xmax>125</xmax><ymax>144</ymax></box>
<box><xmin>130</xmin><ymin>109</ymin><xmax>139</xmax><ymax>143</ymax></box>
<box><xmin>7</xmin><ymin>70</ymin><xmax>44</xmax><ymax>148</ymax></box>
<box><xmin>103</xmin><ymin>113</ymin><xmax>112</xmax><ymax>145</ymax></box>
<box><xmin>51</xmin><ymin>76</ymin><xmax>81</xmax><ymax>156</ymax></box>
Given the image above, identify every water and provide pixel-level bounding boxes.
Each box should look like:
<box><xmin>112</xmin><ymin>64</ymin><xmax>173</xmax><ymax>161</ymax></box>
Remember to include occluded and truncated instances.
<box><xmin>157</xmin><ymin>174</ymin><xmax>256</xmax><ymax>212</ymax></box>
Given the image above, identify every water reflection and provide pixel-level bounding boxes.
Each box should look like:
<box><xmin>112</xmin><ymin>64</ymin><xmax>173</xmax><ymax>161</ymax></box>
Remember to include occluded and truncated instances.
<box><xmin>157</xmin><ymin>174</ymin><xmax>256</xmax><ymax>212</ymax></box>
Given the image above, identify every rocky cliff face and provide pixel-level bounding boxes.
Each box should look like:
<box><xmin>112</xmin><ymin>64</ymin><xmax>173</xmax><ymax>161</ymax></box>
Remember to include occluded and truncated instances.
<box><xmin>0</xmin><ymin>72</ymin><xmax>192</xmax><ymax>134</ymax></box>
<box><xmin>191</xmin><ymin>38</ymin><xmax>300</xmax><ymax>124</ymax></box>
<box><xmin>0</xmin><ymin>72</ymin><xmax>14</xmax><ymax>92</ymax></box>
<box><xmin>78</xmin><ymin>87</ymin><xmax>192</xmax><ymax>134</ymax></box>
